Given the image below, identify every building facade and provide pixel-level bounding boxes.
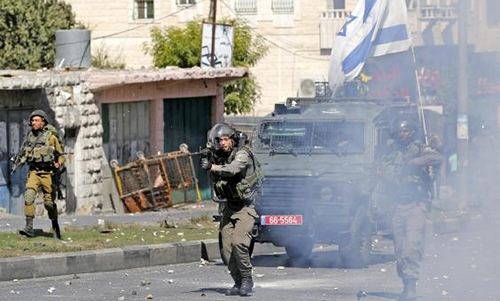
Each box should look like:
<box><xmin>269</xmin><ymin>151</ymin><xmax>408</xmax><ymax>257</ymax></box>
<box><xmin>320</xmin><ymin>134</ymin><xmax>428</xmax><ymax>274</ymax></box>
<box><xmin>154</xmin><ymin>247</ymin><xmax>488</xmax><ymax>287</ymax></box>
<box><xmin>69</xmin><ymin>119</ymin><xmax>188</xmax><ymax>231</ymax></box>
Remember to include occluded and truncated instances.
<box><xmin>0</xmin><ymin>67</ymin><xmax>246</xmax><ymax>215</ymax></box>
<box><xmin>64</xmin><ymin>0</ymin><xmax>500</xmax><ymax>116</ymax></box>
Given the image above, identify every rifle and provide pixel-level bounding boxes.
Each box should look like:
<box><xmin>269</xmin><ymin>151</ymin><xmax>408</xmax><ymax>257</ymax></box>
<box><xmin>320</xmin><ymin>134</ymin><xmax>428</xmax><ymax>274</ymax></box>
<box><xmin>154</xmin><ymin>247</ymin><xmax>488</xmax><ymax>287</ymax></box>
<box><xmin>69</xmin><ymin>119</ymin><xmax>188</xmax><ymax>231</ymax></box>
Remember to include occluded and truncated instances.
<box><xmin>191</xmin><ymin>144</ymin><xmax>216</xmax><ymax>164</ymax></box>
<box><xmin>10</xmin><ymin>152</ymin><xmax>26</xmax><ymax>174</ymax></box>
<box><xmin>52</xmin><ymin>166</ymin><xmax>67</xmax><ymax>200</ymax></box>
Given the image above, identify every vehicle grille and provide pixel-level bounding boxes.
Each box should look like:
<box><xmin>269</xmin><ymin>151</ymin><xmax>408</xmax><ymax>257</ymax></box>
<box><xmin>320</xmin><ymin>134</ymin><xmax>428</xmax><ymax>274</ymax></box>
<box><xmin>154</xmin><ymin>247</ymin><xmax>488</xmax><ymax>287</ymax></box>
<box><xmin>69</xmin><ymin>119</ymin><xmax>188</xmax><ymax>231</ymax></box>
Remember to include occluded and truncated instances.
<box><xmin>257</xmin><ymin>176</ymin><xmax>312</xmax><ymax>210</ymax></box>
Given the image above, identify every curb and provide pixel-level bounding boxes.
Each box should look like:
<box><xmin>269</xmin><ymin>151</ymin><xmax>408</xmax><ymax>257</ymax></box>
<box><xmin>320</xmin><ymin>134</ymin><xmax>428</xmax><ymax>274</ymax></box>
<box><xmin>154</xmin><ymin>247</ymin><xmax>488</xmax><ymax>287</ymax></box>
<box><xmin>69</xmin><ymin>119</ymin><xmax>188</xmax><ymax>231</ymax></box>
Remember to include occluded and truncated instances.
<box><xmin>0</xmin><ymin>240</ymin><xmax>285</xmax><ymax>282</ymax></box>
<box><xmin>0</xmin><ymin>241</ymin><xmax>209</xmax><ymax>281</ymax></box>
<box><xmin>0</xmin><ymin>217</ymin><xmax>473</xmax><ymax>282</ymax></box>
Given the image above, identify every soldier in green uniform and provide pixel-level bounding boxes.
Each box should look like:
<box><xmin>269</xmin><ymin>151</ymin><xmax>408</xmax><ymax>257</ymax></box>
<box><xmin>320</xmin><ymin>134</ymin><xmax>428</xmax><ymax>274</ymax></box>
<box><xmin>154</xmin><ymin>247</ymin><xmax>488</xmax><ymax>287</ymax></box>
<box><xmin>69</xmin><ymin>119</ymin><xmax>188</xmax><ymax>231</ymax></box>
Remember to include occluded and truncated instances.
<box><xmin>376</xmin><ymin>116</ymin><xmax>442</xmax><ymax>301</ymax></box>
<box><xmin>14</xmin><ymin>110</ymin><xmax>65</xmax><ymax>239</ymax></box>
<box><xmin>200</xmin><ymin>123</ymin><xmax>263</xmax><ymax>296</ymax></box>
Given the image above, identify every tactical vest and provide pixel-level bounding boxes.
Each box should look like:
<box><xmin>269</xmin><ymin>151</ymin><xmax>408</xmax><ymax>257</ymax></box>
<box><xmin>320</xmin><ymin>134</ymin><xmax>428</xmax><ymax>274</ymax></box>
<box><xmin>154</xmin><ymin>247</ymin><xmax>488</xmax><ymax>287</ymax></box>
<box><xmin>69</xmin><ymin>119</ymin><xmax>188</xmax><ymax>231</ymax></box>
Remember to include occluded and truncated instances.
<box><xmin>24</xmin><ymin>128</ymin><xmax>56</xmax><ymax>165</ymax></box>
<box><xmin>214</xmin><ymin>146</ymin><xmax>265</xmax><ymax>202</ymax></box>
<box><xmin>380</xmin><ymin>140</ymin><xmax>431</xmax><ymax>198</ymax></box>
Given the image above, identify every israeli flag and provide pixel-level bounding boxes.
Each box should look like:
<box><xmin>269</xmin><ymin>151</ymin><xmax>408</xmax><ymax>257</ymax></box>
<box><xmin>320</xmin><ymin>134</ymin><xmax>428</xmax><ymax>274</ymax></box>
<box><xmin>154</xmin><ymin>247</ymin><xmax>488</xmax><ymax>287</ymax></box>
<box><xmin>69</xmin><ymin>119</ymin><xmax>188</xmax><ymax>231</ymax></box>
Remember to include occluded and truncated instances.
<box><xmin>328</xmin><ymin>0</ymin><xmax>411</xmax><ymax>95</ymax></box>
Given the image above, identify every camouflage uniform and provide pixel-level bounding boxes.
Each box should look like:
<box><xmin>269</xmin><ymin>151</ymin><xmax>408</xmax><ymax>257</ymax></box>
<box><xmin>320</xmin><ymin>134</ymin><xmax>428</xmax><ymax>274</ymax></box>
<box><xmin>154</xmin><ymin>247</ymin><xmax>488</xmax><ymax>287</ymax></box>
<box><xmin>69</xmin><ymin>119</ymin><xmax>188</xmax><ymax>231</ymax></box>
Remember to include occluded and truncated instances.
<box><xmin>378</xmin><ymin>138</ymin><xmax>442</xmax><ymax>301</ymax></box>
<box><xmin>17</xmin><ymin>110</ymin><xmax>65</xmax><ymax>239</ymax></box>
<box><xmin>200</xmin><ymin>123</ymin><xmax>262</xmax><ymax>296</ymax></box>
<box><xmin>213</xmin><ymin>148</ymin><xmax>259</xmax><ymax>291</ymax></box>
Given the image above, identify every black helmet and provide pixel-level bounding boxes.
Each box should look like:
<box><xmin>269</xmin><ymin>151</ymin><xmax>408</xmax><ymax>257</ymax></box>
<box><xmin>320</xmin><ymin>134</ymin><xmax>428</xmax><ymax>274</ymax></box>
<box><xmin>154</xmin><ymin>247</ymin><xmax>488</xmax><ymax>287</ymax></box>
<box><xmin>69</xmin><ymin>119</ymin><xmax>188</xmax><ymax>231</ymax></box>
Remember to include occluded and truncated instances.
<box><xmin>391</xmin><ymin>116</ymin><xmax>417</xmax><ymax>144</ymax></box>
<box><xmin>207</xmin><ymin>123</ymin><xmax>237</xmax><ymax>151</ymax></box>
<box><xmin>29</xmin><ymin>110</ymin><xmax>49</xmax><ymax>125</ymax></box>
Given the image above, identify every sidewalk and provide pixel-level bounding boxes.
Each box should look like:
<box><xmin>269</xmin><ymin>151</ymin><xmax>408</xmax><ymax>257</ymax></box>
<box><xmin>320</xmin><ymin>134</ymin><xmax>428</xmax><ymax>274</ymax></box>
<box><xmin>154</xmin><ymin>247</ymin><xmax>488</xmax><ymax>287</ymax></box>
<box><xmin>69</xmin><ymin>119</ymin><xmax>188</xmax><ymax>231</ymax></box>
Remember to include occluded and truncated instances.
<box><xmin>0</xmin><ymin>201</ymin><xmax>220</xmax><ymax>234</ymax></box>
<box><xmin>0</xmin><ymin>199</ymin><xmax>476</xmax><ymax>282</ymax></box>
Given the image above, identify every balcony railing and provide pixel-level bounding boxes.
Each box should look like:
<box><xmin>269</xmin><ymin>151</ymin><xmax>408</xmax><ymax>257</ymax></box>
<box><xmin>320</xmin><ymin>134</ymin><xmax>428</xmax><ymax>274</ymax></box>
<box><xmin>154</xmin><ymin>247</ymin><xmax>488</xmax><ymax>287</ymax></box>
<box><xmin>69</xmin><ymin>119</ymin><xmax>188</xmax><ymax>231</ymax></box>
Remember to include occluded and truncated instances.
<box><xmin>272</xmin><ymin>0</ymin><xmax>294</xmax><ymax>14</ymax></box>
<box><xmin>319</xmin><ymin>9</ymin><xmax>350</xmax><ymax>50</ymax></box>
<box><xmin>418</xmin><ymin>6</ymin><xmax>457</xmax><ymax>20</ymax></box>
<box><xmin>235</xmin><ymin>0</ymin><xmax>257</xmax><ymax>14</ymax></box>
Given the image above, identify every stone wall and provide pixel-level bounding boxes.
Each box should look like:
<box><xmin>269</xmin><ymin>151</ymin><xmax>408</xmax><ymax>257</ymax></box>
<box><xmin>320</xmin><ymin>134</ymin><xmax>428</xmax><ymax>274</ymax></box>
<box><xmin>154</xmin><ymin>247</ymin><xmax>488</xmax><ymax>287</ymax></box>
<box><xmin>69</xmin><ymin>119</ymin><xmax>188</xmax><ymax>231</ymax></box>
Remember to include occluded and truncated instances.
<box><xmin>46</xmin><ymin>84</ymin><xmax>105</xmax><ymax>215</ymax></box>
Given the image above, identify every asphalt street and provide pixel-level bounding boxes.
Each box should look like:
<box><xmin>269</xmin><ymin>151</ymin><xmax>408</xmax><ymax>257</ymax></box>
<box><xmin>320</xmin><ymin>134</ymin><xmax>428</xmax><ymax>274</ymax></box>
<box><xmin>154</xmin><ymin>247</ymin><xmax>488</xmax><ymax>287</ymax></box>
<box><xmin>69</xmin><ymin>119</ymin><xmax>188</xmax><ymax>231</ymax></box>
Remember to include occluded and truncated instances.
<box><xmin>1</xmin><ymin>217</ymin><xmax>499</xmax><ymax>301</ymax></box>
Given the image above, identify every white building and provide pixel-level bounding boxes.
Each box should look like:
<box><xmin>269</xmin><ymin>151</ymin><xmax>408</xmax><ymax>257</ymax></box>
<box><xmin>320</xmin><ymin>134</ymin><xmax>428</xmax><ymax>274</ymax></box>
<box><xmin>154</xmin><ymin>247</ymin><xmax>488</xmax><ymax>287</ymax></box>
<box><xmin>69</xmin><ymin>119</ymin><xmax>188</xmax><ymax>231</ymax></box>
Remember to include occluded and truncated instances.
<box><xmin>65</xmin><ymin>0</ymin><xmax>500</xmax><ymax>116</ymax></box>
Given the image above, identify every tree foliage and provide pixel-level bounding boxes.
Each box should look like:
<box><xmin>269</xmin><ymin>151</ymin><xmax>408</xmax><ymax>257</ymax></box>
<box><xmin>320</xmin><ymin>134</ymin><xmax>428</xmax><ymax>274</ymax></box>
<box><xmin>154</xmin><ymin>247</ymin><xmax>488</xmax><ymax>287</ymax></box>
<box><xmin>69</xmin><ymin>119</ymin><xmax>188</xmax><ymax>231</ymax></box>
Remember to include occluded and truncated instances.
<box><xmin>144</xmin><ymin>19</ymin><xmax>268</xmax><ymax>115</ymax></box>
<box><xmin>0</xmin><ymin>0</ymin><xmax>78</xmax><ymax>70</ymax></box>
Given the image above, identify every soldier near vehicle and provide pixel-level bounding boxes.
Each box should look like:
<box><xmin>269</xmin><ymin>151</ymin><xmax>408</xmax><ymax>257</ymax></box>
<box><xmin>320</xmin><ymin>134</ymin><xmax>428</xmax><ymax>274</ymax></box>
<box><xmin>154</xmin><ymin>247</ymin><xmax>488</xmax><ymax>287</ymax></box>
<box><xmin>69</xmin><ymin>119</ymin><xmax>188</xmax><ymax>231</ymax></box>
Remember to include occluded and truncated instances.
<box><xmin>199</xmin><ymin>123</ymin><xmax>264</xmax><ymax>297</ymax></box>
<box><xmin>11</xmin><ymin>110</ymin><xmax>65</xmax><ymax>240</ymax></box>
<box><xmin>374</xmin><ymin>116</ymin><xmax>443</xmax><ymax>301</ymax></box>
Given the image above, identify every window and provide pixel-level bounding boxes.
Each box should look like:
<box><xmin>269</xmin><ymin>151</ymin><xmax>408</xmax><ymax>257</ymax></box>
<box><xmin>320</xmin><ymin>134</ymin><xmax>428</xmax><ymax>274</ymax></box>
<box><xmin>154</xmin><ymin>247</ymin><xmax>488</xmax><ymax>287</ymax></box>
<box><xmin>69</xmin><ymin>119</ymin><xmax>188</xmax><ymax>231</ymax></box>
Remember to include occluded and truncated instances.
<box><xmin>135</xmin><ymin>0</ymin><xmax>154</xmax><ymax>20</ymax></box>
<box><xmin>176</xmin><ymin>0</ymin><xmax>195</xmax><ymax>6</ymax></box>
<box><xmin>272</xmin><ymin>0</ymin><xmax>294</xmax><ymax>13</ymax></box>
<box><xmin>257</xmin><ymin>121</ymin><xmax>365</xmax><ymax>155</ymax></box>
<box><xmin>235</xmin><ymin>0</ymin><xmax>257</xmax><ymax>14</ymax></box>
<box><xmin>330</xmin><ymin>0</ymin><xmax>345</xmax><ymax>10</ymax></box>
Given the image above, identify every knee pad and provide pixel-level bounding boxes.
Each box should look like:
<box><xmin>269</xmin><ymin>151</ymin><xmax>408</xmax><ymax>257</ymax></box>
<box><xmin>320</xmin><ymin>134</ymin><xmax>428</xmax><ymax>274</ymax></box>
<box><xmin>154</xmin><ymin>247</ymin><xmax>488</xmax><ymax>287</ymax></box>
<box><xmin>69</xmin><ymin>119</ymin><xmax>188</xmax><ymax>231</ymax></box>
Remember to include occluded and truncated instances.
<box><xmin>24</xmin><ymin>189</ymin><xmax>37</xmax><ymax>206</ymax></box>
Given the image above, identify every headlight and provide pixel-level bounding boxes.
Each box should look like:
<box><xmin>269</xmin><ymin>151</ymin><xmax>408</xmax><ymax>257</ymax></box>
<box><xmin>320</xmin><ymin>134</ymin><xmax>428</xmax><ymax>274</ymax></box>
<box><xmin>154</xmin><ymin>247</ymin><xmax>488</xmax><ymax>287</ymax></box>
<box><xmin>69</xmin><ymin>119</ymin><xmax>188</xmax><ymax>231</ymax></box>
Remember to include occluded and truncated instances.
<box><xmin>320</xmin><ymin>187</ymin><xmax>333</xmax><ymax>202</ymax></box>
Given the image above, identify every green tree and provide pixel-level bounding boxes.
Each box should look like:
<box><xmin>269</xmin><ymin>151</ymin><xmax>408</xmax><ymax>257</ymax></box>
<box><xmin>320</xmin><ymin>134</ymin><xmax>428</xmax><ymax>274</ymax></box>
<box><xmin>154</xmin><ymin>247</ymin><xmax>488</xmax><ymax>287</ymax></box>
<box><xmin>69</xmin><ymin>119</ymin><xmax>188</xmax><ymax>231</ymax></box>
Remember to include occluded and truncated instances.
<box><xmin>0</xmin><ymin>0</ymin><xmax>78</xmax><ymax>70</ymax></box>
<box><xmin>144</xmin><ymin>19</ymin><xmax>268</xmax><ymax>115</ymax></box>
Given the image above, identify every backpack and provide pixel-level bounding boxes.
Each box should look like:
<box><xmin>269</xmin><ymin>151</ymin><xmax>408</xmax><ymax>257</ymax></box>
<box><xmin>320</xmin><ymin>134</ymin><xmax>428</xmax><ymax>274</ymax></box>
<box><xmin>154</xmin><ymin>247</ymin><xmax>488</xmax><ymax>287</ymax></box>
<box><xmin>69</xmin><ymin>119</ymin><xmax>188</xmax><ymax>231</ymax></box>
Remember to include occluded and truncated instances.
<box><xmin>45</xmin><ymin>124</ymin><xmax>64</xmax><ymax>149</ymax></box>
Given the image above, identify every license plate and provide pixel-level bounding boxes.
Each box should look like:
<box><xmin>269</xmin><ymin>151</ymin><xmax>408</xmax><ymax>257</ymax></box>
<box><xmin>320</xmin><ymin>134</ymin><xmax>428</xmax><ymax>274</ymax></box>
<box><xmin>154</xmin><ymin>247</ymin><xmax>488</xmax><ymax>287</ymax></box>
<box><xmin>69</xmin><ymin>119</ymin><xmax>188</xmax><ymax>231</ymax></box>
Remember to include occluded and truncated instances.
<box><xmin>260</xmin><ymin>215</ymin><xmax>303</xmax><ymax>226</ymax></box>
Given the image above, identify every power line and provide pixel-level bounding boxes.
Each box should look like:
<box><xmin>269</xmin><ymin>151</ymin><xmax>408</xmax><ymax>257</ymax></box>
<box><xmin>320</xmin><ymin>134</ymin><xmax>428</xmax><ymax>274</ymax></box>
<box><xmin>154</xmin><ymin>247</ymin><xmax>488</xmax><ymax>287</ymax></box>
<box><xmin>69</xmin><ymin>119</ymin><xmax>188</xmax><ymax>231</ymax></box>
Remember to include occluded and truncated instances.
<box><xmin>56</xmin><ymin>0</ymin><xmax>329</xmax><ymax>63</ymax></box>
<box><xmin>56</xmin><ymin>0</ymin><xmax>208</xmax><ymax>47</ymax></box>
<box><xmin>93</xmin><ymin>0</ymin><xmax>208</xmax><ymax>40</ymax></box>
<box><xmin>218</xmin><ymin>0</ymin><xmax>329</xmax><ymax>62</ymax></box>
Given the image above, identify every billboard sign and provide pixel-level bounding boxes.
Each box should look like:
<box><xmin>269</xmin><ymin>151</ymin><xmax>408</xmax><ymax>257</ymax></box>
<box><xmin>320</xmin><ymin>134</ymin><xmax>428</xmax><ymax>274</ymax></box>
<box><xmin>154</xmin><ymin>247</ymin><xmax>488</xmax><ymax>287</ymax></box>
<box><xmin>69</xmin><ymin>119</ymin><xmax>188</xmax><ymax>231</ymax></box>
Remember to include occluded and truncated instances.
<box><xmin>201</xmin><ymin>23</ymin><xmax>234</xmax><ymax>68</ymax></box>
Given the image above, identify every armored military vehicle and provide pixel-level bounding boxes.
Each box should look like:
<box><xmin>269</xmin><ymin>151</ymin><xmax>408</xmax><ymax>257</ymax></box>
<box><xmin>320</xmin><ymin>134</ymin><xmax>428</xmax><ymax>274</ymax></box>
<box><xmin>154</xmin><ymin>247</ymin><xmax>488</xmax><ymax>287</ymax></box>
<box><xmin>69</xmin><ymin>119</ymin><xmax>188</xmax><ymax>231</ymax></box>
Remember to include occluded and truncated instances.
<box><xmin>252</xmin><ymin>92</ymin><xmax>419</xmax><ymax>267</ymax></box>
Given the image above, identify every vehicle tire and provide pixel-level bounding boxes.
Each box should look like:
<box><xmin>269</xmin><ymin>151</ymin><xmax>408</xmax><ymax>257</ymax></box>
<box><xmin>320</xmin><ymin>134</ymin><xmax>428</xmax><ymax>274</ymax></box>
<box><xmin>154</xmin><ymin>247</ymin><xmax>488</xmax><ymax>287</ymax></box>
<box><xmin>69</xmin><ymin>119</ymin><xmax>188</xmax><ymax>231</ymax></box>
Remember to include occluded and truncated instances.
<box><xmin>339</xmin><ymin>206</ymin><xmax>373</xmax><ymax>268</ymax></box>
<box><xmin>218</xmin><ymin>232</ymin><xmax>255</xmax><ymax>266</ymax></box>
<box><xmin>285</xmin><ymin>237</ymin><xmax>314</xmax><ymax>260</ymax></box>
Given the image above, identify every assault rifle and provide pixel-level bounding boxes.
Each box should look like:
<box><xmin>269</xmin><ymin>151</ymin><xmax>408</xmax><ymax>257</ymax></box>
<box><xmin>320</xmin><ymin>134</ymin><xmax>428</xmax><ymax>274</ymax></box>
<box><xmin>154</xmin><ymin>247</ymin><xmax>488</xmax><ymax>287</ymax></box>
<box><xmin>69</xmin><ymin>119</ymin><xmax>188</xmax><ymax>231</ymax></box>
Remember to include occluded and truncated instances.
<box><xmin>52</xmin><ymin>166</ymin><xmax>67</xmax><ymax>200</ymax></box>
<box><xmin>191</xmin><ymin>143</ymin><xmax>216</xmax><ymax>164</ymax></box>
<box><xmin>10</xmin><ymin>152</ymin><xmax>26</xmax><ymax>174</ymax></box>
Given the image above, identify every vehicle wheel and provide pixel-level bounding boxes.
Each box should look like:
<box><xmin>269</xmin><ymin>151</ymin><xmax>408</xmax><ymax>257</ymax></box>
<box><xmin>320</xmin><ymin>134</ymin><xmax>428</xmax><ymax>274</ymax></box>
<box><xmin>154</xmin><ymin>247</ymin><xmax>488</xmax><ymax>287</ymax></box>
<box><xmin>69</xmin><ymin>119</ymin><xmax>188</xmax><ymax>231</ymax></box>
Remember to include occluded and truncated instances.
<box><xmin>218</xmin><ymin>232</ymin><xmax>255</xmax><ymax>266</ymax></box>
<box><xmin>285</xmin><ymin>237</ymin><xmax>314</xmax><ymax>260</ymax></box>
<box><xmin>339</xmin><ymin>206</ymin><xmax>373</xmax><ymax>268</ymax></box>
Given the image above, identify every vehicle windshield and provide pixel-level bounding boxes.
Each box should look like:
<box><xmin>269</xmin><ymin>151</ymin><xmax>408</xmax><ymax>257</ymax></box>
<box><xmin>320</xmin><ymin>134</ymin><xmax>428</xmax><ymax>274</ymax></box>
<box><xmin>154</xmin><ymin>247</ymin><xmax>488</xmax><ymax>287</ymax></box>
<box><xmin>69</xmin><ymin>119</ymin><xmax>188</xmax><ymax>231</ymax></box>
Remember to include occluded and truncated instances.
<box><xmin>256</xmin><ymin>120</ymin><xmax>365</xmax><ymax>155</ymax></box>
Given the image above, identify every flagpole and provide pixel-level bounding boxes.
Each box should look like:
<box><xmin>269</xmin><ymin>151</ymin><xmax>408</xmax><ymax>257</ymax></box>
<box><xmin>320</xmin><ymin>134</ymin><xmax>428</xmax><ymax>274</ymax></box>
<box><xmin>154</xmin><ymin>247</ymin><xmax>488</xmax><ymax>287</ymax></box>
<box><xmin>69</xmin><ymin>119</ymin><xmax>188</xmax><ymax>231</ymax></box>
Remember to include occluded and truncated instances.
<box><xmin>403</xmin><ymin>0</ymin><xmax>429</xmax><ymax>146</ymax></box>
<box><xmin>410</xmin><ymin>45</ymin><xmax>429</xmax><ymax>146</ymax></box>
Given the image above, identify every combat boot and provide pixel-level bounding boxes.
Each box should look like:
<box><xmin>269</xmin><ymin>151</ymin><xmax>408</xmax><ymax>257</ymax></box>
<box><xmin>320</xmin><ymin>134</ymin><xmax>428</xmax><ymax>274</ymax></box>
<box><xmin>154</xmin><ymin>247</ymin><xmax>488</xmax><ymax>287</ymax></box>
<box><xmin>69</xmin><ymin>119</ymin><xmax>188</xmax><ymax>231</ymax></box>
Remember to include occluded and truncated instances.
<box><xmin>400</xmin><ymin>279</ymin><xmax>417</xmax><ymax>301</ymax></box>
<box><xmin>19</xmin><ymin>217</ymin><xmax>35</xmax><ymax>238</ymax></box>
<box><xmin>225</xmin><ymin>280</ymin><xmax>241</xmax><ymax>296</ymax></box>
<box><xmin>239</xmin><ymin>276</ymin><xmax>254</xmax><ymax>296</ymax></box>
<box><xmin>52</xmin><ymin>219</ymin><xmax>62</xmax><ymax>240</ymax></box>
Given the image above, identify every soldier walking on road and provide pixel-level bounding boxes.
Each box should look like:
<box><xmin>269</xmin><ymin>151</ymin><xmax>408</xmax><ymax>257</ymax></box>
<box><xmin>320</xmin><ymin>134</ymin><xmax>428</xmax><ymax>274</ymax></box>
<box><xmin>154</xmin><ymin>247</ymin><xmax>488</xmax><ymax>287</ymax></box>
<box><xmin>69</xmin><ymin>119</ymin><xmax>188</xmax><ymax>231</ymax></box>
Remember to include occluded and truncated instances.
<box><xmin>12</xmin><ymin>110</ymin><xmax>65</xmax><ymax>239</ymax></box>
<box><xmin>375</xmin><ymin>116</ymin><xmax>443</xmax><ymax>301</ymax></box>
<box><xmin>200</xmin><ymin>123</ymin><xmax>264</xmax><ymax>296</ymax></box>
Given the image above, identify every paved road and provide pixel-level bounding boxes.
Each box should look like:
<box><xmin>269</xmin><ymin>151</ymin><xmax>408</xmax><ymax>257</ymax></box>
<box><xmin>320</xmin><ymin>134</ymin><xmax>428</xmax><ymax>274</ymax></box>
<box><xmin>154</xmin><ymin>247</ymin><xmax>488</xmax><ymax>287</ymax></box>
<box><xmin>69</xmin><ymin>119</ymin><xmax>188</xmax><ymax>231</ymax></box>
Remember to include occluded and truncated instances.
<box><xmin>1</xmin><ymin>217</ymin><xmax>499</xmax><ymax>301</ymax></box>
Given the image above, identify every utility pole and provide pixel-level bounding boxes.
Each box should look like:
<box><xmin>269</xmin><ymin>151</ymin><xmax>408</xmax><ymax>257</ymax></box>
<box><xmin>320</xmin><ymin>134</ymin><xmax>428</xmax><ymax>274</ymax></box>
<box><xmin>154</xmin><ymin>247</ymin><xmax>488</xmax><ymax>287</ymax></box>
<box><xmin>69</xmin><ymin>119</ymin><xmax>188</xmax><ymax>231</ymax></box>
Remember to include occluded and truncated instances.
<box><xmin>210</xmin><ymin>0</ymin><xmax>217</xmax><ymax>68</ymax></box>
<box><xmin>457</xmin><ymin>0</ymin><xmax>468</xmax><ymax>211</ymax></box>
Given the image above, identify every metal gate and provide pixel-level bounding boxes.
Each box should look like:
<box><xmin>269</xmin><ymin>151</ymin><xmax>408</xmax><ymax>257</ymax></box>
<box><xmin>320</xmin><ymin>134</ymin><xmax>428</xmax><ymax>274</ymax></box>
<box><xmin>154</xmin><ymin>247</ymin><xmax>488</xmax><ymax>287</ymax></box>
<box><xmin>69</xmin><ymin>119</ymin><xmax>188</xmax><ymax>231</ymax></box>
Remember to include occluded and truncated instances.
<box><xmin>111</xmin><ymin>146</ymin><xmax>201</xmax><ymax>213</ymax></box>
<box><xmin>163</xmin><ymin>97</ymin><xmax>212</xmax><ymax>200</ymax></box>
<box><xmin>0</xmin><ymin>109</ymin><xmax>32</xmax><ymax>214</ymax></box>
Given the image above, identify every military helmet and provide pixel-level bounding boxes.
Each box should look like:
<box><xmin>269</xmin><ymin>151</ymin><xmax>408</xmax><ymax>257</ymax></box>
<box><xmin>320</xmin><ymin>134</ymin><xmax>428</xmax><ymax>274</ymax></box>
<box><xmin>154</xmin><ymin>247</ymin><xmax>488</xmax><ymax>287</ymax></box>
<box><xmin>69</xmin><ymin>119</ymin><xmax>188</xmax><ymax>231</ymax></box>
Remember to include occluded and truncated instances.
<box><xmin>29</xmin><ymin>110</ymin><xmax>49</xmax><ymax>125</ymax></box>
<box><xmin>391</xmin><ymin>116</ymin><xmax>417</xmax><ymax>144</ymax></box>
<box><xmin>207</xmin><ymin>122</ymin><xmax>237</xmax><ymax>151</ymax></box>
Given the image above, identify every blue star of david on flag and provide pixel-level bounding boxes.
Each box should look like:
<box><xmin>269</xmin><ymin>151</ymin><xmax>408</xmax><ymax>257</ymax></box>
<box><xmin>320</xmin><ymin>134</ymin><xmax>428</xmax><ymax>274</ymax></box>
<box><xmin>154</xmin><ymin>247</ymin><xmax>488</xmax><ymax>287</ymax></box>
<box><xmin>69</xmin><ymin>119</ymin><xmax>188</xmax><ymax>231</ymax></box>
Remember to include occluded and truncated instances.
<box><xmin>328</xmin><ymin>0</ymin><xmax>412</xmax><ymax>96</ymax></box>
